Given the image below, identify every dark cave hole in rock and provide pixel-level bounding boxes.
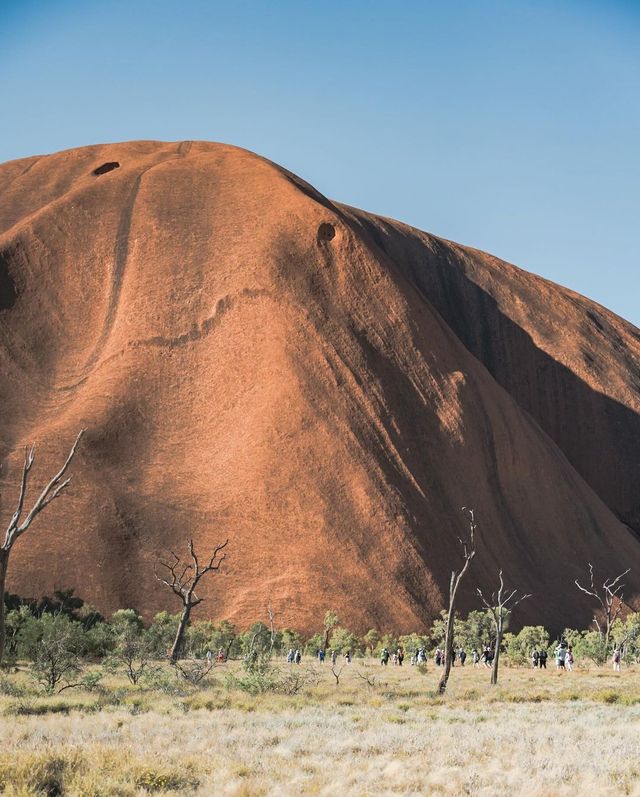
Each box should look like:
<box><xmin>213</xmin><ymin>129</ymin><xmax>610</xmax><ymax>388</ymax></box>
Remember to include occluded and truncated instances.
<box><xmin>317</xmin><ymin>222</ymin><xmax>336</xmax><ymax>243</ymax></box>
<box><xmin>93</xmin><ymin>162</ymin><xmax>120</xmax><ymax>176</ymax></box>
<box><xmin>0</xmin><ymin>251</ymin><xmax>17</xmax><ymax>311</ymax></box>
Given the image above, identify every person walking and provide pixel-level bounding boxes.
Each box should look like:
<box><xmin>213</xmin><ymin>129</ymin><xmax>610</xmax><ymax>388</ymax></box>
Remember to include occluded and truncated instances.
<box><xmin>565</xmin><ymin>648</ymin><xmax>574</xmax><ymax>671</ymax></box>
<box><xmin>397</xmin><ymin>647</ymin><xmax>404</xmax><ymax>666</ymax></box>
<box><xmin>471</xmin><ymin>648</ymin><xmax>480</xmax><ymax>667</ymax></box>
<box><xmin>287</xmin><ymin>648</ymin><xmax>294</xmax><ymax>664</ymax></box>
<box><xmin>380</xmin><ymin>647</ymin><xmax>390</xmax><ymax>666</ymax></box>
<box><xmin>459</xmin><ymin>648</ymin><xmax>466</xmax><ymax>666</ymax></box>
<box><xmin>294</xmin><ymin>649</ymin><xmax>302</xmax><ymax>665</ymax></box>
<box><xmin>318</xmin><ymin>648</ymin><xmax>325</xmax><ymax>663</ymax></box>
<box><xmin>539</xmin><ymin>649</ymin><xmax>548</xmax><ymax>669</ymax></box>
<box><xmin>555</xmin><ymin>644</ymin><xmax>566</xmax><ymax>670</ymax></box>
<box><xmin>531</xmin><ymin>649</ymin><xmax>539</xmax><ymax>668</ymax></box>
<box><xmin>612</xmin><ymin>648</ymin><xmax>621</xmax><ymax>672</ymax></box>
<box><xmin>331</xmin><ymin>649</ymin><xmax>338</xmax><ymax>665</ymax></box>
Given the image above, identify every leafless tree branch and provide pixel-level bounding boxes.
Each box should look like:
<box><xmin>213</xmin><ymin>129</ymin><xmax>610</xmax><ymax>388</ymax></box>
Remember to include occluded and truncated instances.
<box><xmin>575</xmin><ymin>563</ymin><xmax>630</xmax><ymax>649</ymax></box>
<box><xmin>477</xmin><ymin>568</ymin><xmax>531</xmax><ymax>685</ymax></box>
<box><xmin>155</xmin><ymin>538</ymin><xmax>229</xmax><ymax>663</ymax></box>
<box><xmin>0</xmin><ymin>430</ymin><xmax>84</xmax><ymax>663</ymax></box>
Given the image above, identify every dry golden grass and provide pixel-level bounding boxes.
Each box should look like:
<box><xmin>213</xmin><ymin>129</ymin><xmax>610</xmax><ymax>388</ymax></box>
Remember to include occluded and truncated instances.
<box><xmin>1</xmin><ymin>660</ymin><xmax>639</xmax><ymax>796</ymax></box>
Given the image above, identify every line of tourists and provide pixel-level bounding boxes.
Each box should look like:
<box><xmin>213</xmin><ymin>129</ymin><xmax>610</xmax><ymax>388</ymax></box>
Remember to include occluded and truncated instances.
<box><xmin>379</xmin><ymin>646</ymin><xmax>405</xmax><ymax>665</ymax></box>
<box><xmin>299</xmin><ymin>641</ymin><xmax>625</xmax><ymax>671</ymax></box>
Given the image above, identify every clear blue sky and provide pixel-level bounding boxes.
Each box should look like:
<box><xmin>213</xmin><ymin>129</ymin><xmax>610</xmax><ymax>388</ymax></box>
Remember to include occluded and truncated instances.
<box><xmin>2</xmin><ymin>0</ymin><xmax>639</xmax><ymax>324</ymax></box>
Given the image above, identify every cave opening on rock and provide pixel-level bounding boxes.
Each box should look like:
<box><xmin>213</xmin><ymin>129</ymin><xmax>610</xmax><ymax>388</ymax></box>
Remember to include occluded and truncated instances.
<box><xmin>317</xmin><ymin>222</ymin><xmax>336</xmax><ymax>242</ymax></box>
<box><xmin>93</xmin><ymin>162</ymin><xmax>120</xmax><ymax>176</ymax></box>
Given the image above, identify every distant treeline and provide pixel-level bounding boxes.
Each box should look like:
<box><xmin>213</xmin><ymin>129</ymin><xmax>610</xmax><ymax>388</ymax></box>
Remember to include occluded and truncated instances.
<box><xmin>5</xmin><ymin>590</ymin><xmax>640</xmax><ymax>672</ymax></box>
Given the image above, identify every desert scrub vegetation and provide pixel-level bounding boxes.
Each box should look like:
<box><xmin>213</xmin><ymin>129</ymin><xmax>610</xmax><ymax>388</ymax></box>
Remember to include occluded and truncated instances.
<box><xmin>3</xmin><ymin>595</ymin><xmax>640</xmax><ymax>793</ymax></box>
<box><xmin>0</xmin><ymin>664</ymin><xmax>640</xmax><ymax>795</ymax></box>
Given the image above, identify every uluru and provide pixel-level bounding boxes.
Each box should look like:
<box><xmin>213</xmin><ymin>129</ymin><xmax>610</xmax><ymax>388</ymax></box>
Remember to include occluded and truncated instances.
<box><xmin>1</xmin><ymin>139</ymin><xmax>639</xmax><ymax>633</ymax></box>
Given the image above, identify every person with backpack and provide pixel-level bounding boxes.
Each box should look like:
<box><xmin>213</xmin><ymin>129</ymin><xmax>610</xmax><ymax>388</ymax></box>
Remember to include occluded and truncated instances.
<box><xmin>471</xmin><ymin>648</ymin><xmax>480</xmax><ymax>667</ymax></box>
<box><xmin>380</xmin><ymin>647</ymin><xmax>390</xmax><ymax>666</ymax></box>
<box><xmin>539</xmin><ymin>649</ymin><xmax>548</xmax><ymax>669</ymax></box>
<box><xmin>555</xmin><ymin>643</ymin><xmax>566</xmax><ymax>670</ymax></box>
<box><xmin>459</xmin><ymin>648</ymin><xmax>466</xmax><ymax>666</ymax></box>
<box><xmin>531</xmin><ymin>649</ymin><xmax>539</xmax><ymax>668</ymax></box>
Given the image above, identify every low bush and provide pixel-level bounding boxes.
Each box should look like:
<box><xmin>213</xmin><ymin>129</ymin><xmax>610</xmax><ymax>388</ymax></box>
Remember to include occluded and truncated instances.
<box><xmin>133</xmin><ymin>765</ymin><xmax>199</xmax><ymax>792</ymax></box>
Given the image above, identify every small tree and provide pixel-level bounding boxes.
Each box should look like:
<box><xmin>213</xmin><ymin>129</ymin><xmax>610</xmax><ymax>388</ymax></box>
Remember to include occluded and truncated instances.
<box><xmin>240</xmin><ymin>621</ymin><xmax>275</xmax><ymax>661</ymax></box>
<box><xmin>330</xmin><ymin>662</ymin><xmax>345</xmax><ymax>685</ymax></box>
<box><xmin>208</xmin><ymin>619</ymin><xmax>238</xmax><ymax>660</ymax></box>
<box><xmin>185</xmin><ymin>619</ymin><xmax>216</xmax><ymax>658</ymax></box>
<box><xmin>363</xmin><ymin>629</ymin><xmax>380</xmax><ymax>657</ymax></box>
<box><xmin>280</xmin><ymin>628</ymin><xmax>302</xmax><ymax>654</ymax></box>
<box><xmin>477</xmin><ymin>570</ymin><xmax>531</xmax><ymax>685</ymax></box>
<box><xmin>323</xmin><ymin>610</ymin><xmax>339</xmax><ymax>651</ymax></box>
<box><xmin>402</xmin><ymin>632</ymin><xmax>430</xmax><ymax>652</ymax></box>
<box><xmin>575</xmin><ymin>563</ymin><xmax>630</xmax><ymax>656</ymax></box>
<box><xmin>105</xmin><ymin>610</ymin><xmax>155</xmax><ymax>685</ymax></box>
<box><xmin>147</xmin><ymin>611</ymin><xmax>180</xmax><ymax>657</ymax></box>
<box><xmin>304</xmin><ymin>632</ymin><xmax>325</xmax><ymax>656</ymax></box>
<box><xmin>329</xmin><ymin>626</ymin><xmax>361</xmax><ymax>656</ymax></box>
<box><xmin>0</xmin><ymin>431</ymin><xmax>84</xmax><ymax>662</ymax></box>
<box><xmin>439</xmin><ymin>507</ymin><xmax>477</xmax><ymax>694</ymax></box>
<box><xmin>562</xmin><ymin>628</ymin><xmax>607</xmax><ymax>666</ymax></box>
<box><xmin>506</xmin><ymin>625</ymin><xmax>549</xmax><ymax>665</ymax></box>
<box><xmin>612</xmin><ymin>613</ymin><xmax>640</xmax><ymax>663</ymax></box>
<box><xmin>19</xmin><ymin>613</ymin><xmax>86</xmax><ymax>692</ymax></box>
<box><xmin>155</xmin><ymin>539</ymin><xmax>228</xmax><ymax>664</ymax></box>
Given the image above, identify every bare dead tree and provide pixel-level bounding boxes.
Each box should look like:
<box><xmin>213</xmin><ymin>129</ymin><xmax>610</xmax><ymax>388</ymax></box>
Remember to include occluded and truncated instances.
<box><xmin>477</xmin><ymin>569</ymin><xmax>531</xmax><ymax>685</ymax></box>
<box><xmin>575</xmin><ymin>563</ymin><xmax>630</xmax><ymax>652</ymax></box>
<box><xmin>174</xmin><ymin>658</ymin><xmax>215</xmax><ymax>685</ymax></box>
<box><xmin>438</xmin><ymin>506</ymin><xmax>477</xmax><ymax>695</ymax></box>
<box><xmin>155</xmin><ymin>538</ymin><xmax>228</xmax><ymax>664</ymax></box>
<box><xmin>267</xmin><ymin>601</ymin><xmax>277</xmax><ymax>655</ymax></box>
<box><xmin>0</xmin><ymin>430</ymin><xmax>84</xmax><ymax>663</ymax></box>
<box><xmin>356</xmin><ymin>669</ymin><xmax>379</xmax><ymax>690</ymax></box>
<box><xmin>330</xmin><ymin>663</ymin><xmax>345</xmax><ymax>686</ymax></box>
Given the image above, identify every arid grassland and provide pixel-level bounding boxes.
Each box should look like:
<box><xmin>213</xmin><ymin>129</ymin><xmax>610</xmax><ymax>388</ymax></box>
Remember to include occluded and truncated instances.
<box><xmin>1</xmin><ymin>662</ymin><xmax>639</xmax><ymax>796</ymax></box>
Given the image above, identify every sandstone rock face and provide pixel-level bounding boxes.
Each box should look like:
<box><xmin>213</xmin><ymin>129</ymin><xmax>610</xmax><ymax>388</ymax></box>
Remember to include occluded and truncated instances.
<box><xmin>0</xmin><ymin>141</ymin><xmax>638</xmax><ymax>632</ymax></box>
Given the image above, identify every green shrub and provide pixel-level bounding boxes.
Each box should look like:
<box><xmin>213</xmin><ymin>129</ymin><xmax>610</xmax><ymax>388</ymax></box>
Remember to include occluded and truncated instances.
<box><xmin>506</xmin><ymin>626</ymin><xmax>550</xmax><ymax>666</ymax></box>
<box><xmin>329</xmin><ymin>626</ymin><xmax>362</xmax><ymax>656</ymax></box>
<box><xmin>225</xmin><ymin>659</ymin><xmax>282</xmax><ymax>695</ymax></box>
<box><xmin>18</xmin><ymin>613</ymin><xmax>86</xmax><ymax>692</ymax></box>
